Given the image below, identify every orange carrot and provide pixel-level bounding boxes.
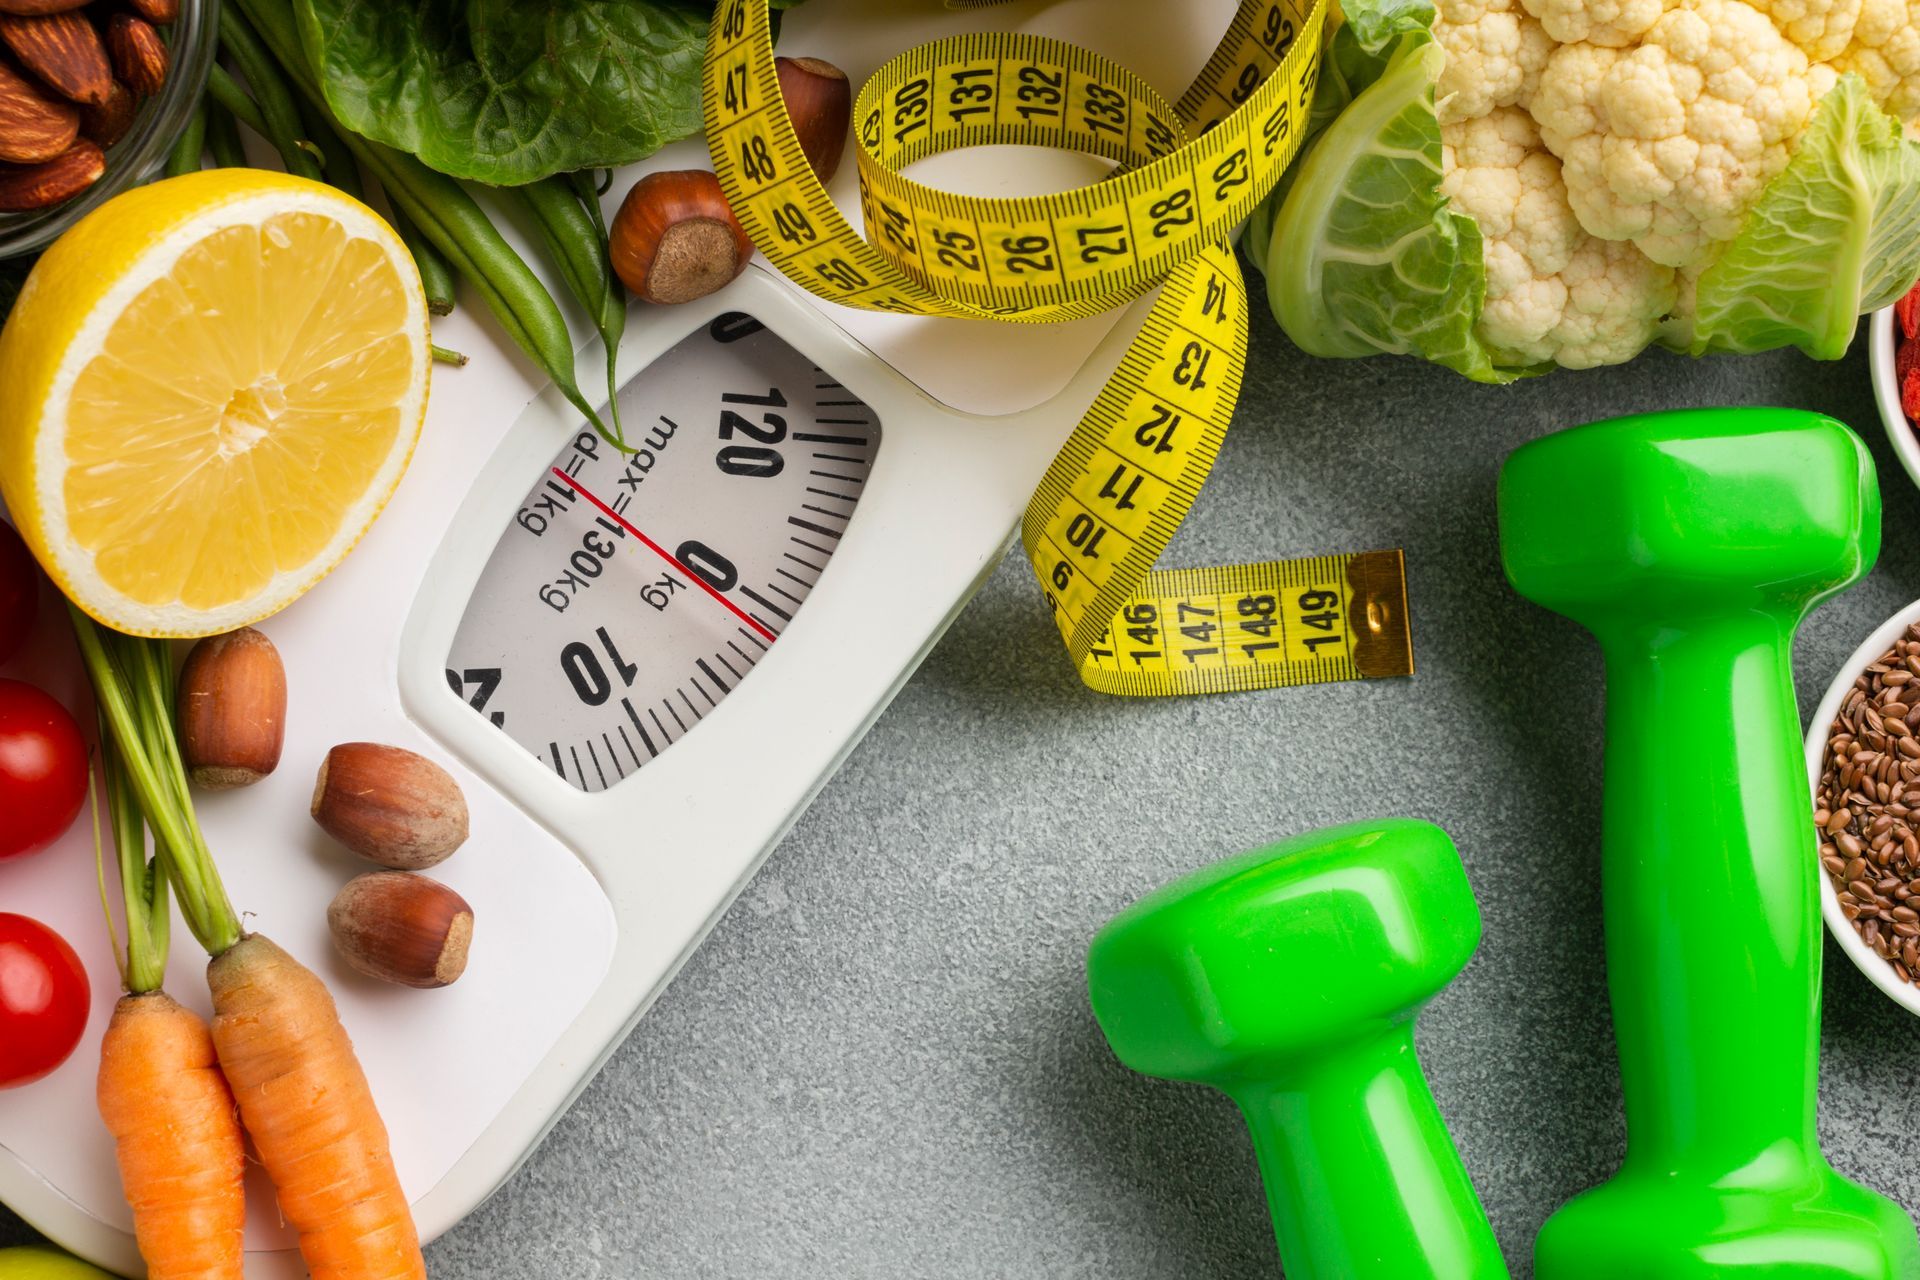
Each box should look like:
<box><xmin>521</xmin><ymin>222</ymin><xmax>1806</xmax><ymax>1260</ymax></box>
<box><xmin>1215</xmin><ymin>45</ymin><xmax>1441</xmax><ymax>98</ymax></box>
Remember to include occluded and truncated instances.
<box><xmin>76</xmin><ymin>617</ymin><xmax>426</xmax><ymax>1278</ymax></box>
<box><xmin>208</xmin><ymin>933</ymin><xmax>425</xmax><ymax>1280</ymax></box>
<box><xmin>96</xmin><ymin>991</ymin><xmax>246</xmax><ymax>1280</ymax></box>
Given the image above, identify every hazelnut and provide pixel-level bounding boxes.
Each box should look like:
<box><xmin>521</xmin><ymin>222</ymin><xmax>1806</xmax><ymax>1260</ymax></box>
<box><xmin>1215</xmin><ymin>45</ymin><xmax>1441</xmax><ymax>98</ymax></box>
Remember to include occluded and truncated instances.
<box><xmin>609</xmin><ymin>169</ymin><xmax>752</xmax><ymax>305</ymax></box>
<box><xmin>775</xmin><ymin>56</ymin><xmax>850</xmax><ymax>184</ymax></box>
<box><xmin>312</xmin><ymin>742</ymin><xmax>468</xmax><ymax>869</ymax></box>
<box><xmin>328</xmin><ymin>871</ymin><xmax>473</xmax><ymax>988</ymax></box>
<box><xmin>178</xmin><ymin>627</ymin><xmax>287</xmax><ymax>790</ymax></box>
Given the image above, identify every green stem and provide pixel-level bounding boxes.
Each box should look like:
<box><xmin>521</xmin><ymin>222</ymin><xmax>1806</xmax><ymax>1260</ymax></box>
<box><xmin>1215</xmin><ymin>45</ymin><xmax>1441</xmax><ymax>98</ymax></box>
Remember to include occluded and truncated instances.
<box><xmin>205</xmin><ymin>64</ymin><xmax>270</xmax><ymax>143</ymax></box>
<box><xmin>296</xmin><ymin>93</ymin><xmax>362</xmax><ymax>200</ymax></box>
<box><xmin>505</xmin><ymin>177</ymin><xmax>627</xmax><ymax>446</ymax></box>
<box><xmin>205</xmin><ymin>100</ymin><xmax>246</xmax><ymax>168</ymax></box>
<box><xmin>431</xmin><ymin>342</ymin><xmax>468</xmax><ymax>366</ymax></box>
<box><xmin>100</xmin><ymin>720</ymin><xmax>169</xmax><ymax>995</ymax></box>
<box><xmin>390</xmin><ymin>198</ymin><xmax>457</xmax><ymax>316</ymax></box>
<box><xmin>165</xmin><ymin>101</ymin><xmax>207</xmax><ymax>178</ymax></box>
<box><xmin>216</xmin><ymin>5</ymin><xmax>323</xmax><ymax>182</ymax></box>
<box><xmin>69</xmin><ymin>606</ymin><xmax>241</xmax><ymax>957</ymax></box>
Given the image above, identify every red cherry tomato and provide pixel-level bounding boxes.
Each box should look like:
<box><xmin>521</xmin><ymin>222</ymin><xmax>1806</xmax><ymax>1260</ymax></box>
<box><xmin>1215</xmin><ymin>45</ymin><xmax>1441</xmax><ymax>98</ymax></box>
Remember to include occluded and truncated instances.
<box><xmin>0</xmin><ymin>913</ymin><xmax>89</xmax><ymax>1088</ymax></box>
<box><xmin>0</xmin><ymin>521</ymin><xmax>36</xmax><ymax>665</ymax></box>
<box><xmin>0</xmin><ymin>680</ymin><xmax>86</xmax><ymax>862</ymax></box>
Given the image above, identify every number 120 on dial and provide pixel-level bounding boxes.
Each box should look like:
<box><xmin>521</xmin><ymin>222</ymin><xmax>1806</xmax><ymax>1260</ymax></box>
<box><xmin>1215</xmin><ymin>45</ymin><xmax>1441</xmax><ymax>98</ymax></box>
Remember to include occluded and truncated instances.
<box><xmin>446</xmin><ymin>313</ymin><xmax>882</xmax><ymax>793</ymax></box>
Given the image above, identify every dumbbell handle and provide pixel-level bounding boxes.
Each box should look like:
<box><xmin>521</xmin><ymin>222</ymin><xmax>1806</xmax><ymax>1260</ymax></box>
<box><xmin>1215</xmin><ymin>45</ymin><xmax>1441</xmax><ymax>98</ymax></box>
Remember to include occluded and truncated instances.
<box><xmin>1228</xmin><ymin>1022</ymin><xmax>1507</xmax><ymax>1280</ymax></box>
<box><xmin>1597</xmin><ymin>613</ymin><xmax>1817</xmax><ymax>1171</ymax></box>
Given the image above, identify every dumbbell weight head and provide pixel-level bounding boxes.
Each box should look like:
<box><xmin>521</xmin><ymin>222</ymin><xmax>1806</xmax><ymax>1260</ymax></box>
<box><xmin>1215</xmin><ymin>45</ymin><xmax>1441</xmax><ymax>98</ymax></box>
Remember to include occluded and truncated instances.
<box><xmin>1500</xmin><ymin>406</ymin><xmax>1878</xmax><ymax>630</ymax></box>
<box><xmin>1090</xmin><ymin>819</ymin><xmax>1478</xmax><ymax>1084</ymax></box>
<box><xmin>1089</xmin><ymin>819</ymin><xmax>1507</xmax><ymax>1280</ymax></box>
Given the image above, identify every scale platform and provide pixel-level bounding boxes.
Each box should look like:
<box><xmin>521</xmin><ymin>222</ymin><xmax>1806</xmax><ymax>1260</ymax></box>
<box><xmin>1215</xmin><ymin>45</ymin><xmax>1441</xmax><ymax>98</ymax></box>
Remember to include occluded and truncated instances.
<box><xmin>0</xmin><ymin>1</ymin><xmax>1240</xmax><ymax>1270</ymax></box>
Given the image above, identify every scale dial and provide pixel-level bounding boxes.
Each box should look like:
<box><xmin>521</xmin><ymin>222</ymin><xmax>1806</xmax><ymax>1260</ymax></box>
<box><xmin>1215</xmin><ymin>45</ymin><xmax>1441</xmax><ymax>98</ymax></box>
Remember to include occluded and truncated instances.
<box><xmin>447</xmin><ymin>312</ymin><xmax>881</xmax><ymax>793</ymax></box>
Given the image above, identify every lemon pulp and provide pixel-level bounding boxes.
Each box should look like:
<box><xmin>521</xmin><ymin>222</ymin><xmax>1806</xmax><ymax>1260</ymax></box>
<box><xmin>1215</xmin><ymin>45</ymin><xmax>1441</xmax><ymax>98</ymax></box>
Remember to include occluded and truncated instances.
<box><xmin>0</xmin><ymin>171</ymin><xmax>428</xmax><ymax>637</ymax></box>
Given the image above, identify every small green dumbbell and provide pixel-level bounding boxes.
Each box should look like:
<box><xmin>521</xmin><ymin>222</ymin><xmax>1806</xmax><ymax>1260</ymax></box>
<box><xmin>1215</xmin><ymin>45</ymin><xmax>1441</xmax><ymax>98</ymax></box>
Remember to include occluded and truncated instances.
<box><xmin>1500</xmin><ymin>407</ymin><xmax>1920</xmax><ymax>1279</ymax></box>
<box><xmin>1087</xmin><ymin>818</ymin><xmax>1508</xmax><ymax>1280</ymax></box>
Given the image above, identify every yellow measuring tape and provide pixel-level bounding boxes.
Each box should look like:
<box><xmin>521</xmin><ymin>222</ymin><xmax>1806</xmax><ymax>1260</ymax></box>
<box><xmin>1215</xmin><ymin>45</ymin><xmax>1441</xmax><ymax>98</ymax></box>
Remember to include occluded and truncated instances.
<box><xmin>702</xmin><ymin>0</ymin><xmax>1413</xmax><ymax>694</ymax></box>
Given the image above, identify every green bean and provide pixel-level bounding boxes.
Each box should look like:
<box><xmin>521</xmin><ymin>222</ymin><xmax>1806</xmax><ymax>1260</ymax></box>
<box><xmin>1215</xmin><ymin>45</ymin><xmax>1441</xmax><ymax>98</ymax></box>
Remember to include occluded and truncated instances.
<box><xmin>431</xmin><ymin>343</ymin><xmax>469</xmax><ymax>366</ymax></box>
<box><xmin>231</xmin><ymin>0</ymin><xmax>613</xmax><ymax>444</ymax></box>
<box><xmin>165</xmin><ymin>101</ymin><xmax>207</xmax><ymax>177</ymax></box>
<box><xmin>506</xmin><ymin>176</ymin><xmax>626</xmax><ymax>441</ymax></box>
<box><xmin>389</xmin><ymin>199</ymin><xmax>457</xmax><ymax>316</ymax></box>
<box><xmin>295</xmin><ymin>94</ymin><xmax>362</xmax><ymax>200</ymax></box>
<box><xmin>205</xmin><ymin>65</ymin><xmax>271</xmax><ymax>144</ymax></box>
<box><xmin>205</xmin><ymin>100</ymin><xmax>246</xmax><ymax>168</ymax></box>
<box><xmin>216</xmin><ymin>7</ymin><xmax>323</xmax><ymax>182</ymax></box>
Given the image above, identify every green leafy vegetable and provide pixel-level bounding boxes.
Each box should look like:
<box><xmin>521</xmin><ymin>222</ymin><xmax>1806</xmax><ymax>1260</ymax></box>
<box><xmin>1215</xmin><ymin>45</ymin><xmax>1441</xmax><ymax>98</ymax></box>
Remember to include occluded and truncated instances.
<box><xmin>1693</xmin><ymin>74</ymin><xmax>1920</xmax><ymax>360</ymax></box>
<box><xmin>1248</xmin><ymin>2</ymin><xmax>1529</xmax><ymax>383</ymax></box>
<box><xmin>293</xmin><ymin>0</ymin><xmax>800</xmax><ymax>187</ymax></box>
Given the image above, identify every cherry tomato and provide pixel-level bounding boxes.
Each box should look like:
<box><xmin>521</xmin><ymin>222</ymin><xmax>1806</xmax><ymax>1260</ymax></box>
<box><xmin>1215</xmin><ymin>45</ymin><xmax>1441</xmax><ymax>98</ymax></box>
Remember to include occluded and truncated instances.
<box><xmin>0</xmin><ymin>913</ymin><xmax>89</xmax><ymax>1088</ymax></box>
<box><xmin>0</xmin><ymin>520</ymin><xmax>37</xmax><ymax>665</ymax></box>
<box><xmin>0</xmin><ymin>680</ymin><xmax>86</xmax><ymax>862</ymax></box>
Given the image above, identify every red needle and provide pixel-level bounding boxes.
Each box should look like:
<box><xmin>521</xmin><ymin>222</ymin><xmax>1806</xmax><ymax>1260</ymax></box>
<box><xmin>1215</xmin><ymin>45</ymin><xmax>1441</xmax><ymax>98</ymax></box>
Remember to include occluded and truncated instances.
<box><xmin>550</xmin><ymin>467</ymin><xmax>778</xmax><ymax>643</ymax></box>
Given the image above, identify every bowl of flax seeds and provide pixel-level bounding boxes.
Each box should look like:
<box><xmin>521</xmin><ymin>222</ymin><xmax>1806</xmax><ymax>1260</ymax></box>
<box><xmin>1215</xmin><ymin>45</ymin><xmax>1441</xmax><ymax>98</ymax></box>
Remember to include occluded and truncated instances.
<box><xmin>1808</xmin><ymin>606</ymin><xmax>1920</xmax><ymax>1014</ymax></box>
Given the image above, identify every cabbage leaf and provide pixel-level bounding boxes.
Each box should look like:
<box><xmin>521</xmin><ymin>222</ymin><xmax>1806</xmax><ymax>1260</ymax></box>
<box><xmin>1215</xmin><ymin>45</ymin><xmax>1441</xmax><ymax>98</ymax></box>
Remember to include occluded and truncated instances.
<box><xmin>1694</xmin><ymin>74</ymin><xmax>1920</xmax><ymax>359</ymax></box>
<box><xmin>1245</xmin><ymin>0</ymin><xmax>1532</xmax><ymax>383</ymax></box>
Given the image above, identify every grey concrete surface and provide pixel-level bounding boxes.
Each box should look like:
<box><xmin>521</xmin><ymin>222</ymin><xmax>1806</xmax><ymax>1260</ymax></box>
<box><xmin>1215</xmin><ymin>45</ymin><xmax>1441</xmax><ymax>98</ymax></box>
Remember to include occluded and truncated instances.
<box><xmin>9</xmin><ymin>288</ymin><xmax>1920</xmax><ymax>1278</ymax></box>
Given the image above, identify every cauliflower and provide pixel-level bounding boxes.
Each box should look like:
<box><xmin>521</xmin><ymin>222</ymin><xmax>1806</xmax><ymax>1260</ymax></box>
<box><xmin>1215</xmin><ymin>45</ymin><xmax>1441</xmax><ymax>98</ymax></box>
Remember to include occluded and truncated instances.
<box><xmin>1532</xmin><ymin>0</ymin><xmax>1832</xmax><ymax>266</ymax></box>
<box><xmin>1746</xmin><ymin>0</ymin><xmax>1863</xmax><ymax>59</ymax></box>
<box><xmin>1434</xmin><ymin>0</ymin><xmax>1556</xmax><ymax>120</ymax></box>
<box><xmin>1441</xmin><ymin>108</ymin><xmax>1678</xmax><ymax>363</ymax></box>
<box><xmin>1834</xmin><ymin>0</ymin><xmax>1920</xmax><ymax>116</ymax></box>
<box><xmin>1251</xmin><ymin>0</ymin><xmax>1920</xmax><ymax>378</ymax></box>
<box><xmin>1520</xmin><ymin>0</ymin><xmax>1672</xmax><ymax>47</ymax></box>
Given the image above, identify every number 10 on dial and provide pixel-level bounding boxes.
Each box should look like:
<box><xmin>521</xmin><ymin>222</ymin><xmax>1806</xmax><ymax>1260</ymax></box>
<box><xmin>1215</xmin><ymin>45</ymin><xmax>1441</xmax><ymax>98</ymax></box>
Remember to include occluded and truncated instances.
<box><xmin>446</xmin><ymin>313</ymin><xmax>883</xmax><ymax>793</ymax></box>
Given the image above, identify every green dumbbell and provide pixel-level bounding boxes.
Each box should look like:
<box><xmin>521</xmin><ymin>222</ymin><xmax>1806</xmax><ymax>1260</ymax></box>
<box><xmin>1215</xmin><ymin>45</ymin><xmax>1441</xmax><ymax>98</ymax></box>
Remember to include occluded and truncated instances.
<box><xmin>1500</xmin><ymin>407</ymin><xmax>1920</xmax><ymax>1279</ymax></box>
<box><xmin>1087</xmin><ymin>818</ymin><xmax>1508</xmax><ymax>1280</ymax></box>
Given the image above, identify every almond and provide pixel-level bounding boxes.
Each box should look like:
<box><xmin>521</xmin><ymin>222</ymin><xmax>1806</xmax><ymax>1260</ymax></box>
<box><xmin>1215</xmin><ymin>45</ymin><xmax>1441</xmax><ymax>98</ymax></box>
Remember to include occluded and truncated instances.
<box><xmin>103</xmin><ymin>13</ymin><xmax>162</xmax><ymax>98</ymax></box>
<box><xmin>77</xmin><ymin>77</ymin><xmax>132</xmax><ymax>146</ymax></box>
<box><xmin>125</xmin><ymin>0</ymin><xmax>177</xmax><ymax>23</ymax></box>
<box><xmin>0</xmin><ymin>11</ymin><xmax>109</xmax><ymax>105</ymax></box>
<box><xmin>0</xmin><ymin>0</ymin><xmax>89</xmax><ymax>14</ymax></box>
<box><xmin>179</xmin><ymin>628</ymin><xmax>288</xmax><ymax>790</ymax></box>
<box><xmin>0</xmin><ymin>54</ymin><xmax>76</xmax><ymax>162</ymax></box>
<box><xmin>0</xmin><ymin>138</ymin><xmax>101</xmax><ymax>209</ymax></box>
<box><xmin>312</xmin><ymin>743</ymin><xmax>469</xmax><ymax>869</ymax></box>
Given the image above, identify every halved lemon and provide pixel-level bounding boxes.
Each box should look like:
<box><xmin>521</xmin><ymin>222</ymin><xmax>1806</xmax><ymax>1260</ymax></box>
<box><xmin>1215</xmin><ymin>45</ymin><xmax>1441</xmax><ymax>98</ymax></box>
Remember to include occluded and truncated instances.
<box><xmin>0</xmin><ymin>169</ymin><xmax>429</xmax><ymax>637</ymax></box>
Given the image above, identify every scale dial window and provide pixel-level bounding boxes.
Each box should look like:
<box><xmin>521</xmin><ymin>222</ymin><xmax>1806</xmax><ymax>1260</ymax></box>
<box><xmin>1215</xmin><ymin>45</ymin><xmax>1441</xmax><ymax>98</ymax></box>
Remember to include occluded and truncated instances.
<box><xmin>447</xmin><ymin>313</ymin><xmax>880</xmax><ymax>793</ymax></box>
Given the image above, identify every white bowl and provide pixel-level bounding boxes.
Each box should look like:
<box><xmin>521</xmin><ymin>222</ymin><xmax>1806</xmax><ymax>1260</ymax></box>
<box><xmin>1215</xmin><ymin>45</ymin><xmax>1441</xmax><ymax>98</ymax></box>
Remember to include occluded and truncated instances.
<box><xmin>1872</xmin><ymin>305</ymin><xmax>1917</xmax><ymax>487</ymax></box>
<box><xmin>1806</xmin><ymin>598</ymin><xmax>1920</xmax><ymax>1016</ymax></box>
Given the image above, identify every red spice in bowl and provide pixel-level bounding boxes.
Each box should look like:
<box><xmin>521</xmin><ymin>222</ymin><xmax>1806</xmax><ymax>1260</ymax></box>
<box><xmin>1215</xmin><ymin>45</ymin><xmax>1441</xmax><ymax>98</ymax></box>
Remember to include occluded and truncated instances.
<box><xmin>1901</xmin><ymin>284</ymin><xmax>1920</xmax><ymax>424</ymax></box>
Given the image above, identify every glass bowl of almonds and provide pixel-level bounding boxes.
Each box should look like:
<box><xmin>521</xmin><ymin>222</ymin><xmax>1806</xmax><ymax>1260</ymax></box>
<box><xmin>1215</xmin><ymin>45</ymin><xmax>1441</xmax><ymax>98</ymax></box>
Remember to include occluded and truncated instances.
<box><xmin>1807</xmin><ymin>603</ymin><xmax>1920</xmax><ymax>1015</ymax></box>
<box><xmin>0</xmin><ymin>0</ymin><xmax>216</xmax><ymax>260</ymax></box>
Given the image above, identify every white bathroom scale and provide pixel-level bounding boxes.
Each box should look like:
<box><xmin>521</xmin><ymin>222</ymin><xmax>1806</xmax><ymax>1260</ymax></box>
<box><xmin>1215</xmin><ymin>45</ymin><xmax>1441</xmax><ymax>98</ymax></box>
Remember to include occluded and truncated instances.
<box><xmin>0</xmin><ymin>0</ymin><xmax>1240</xmax><ymax>1272</ymax></box>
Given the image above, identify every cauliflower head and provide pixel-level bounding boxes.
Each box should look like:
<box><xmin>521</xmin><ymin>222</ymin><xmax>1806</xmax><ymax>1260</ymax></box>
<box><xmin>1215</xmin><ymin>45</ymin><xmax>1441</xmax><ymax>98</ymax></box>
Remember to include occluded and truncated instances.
<box><xmin>1531</xmin><ymin>0</ymin><xmax>1833</xmax><ymax>266</ymax></box>
<box><xmin>1434</xmin><ymin>0</ymin><xmax>1556</xmax><ymax>120</ymax></box>
<box><xmin>1252</xmin><ymin>0</ymin><xmax>1920</xmax><ymax>379</ymax></box>
<box><xmin>1441</xmin><ymin>108</ymin><xmax>1678</xmax><ymax>364</ymax></box>
<box><xmin>1834</xmin><ymin>0</ymin><xmax>1920</xmax><ymax>116</ymax></box>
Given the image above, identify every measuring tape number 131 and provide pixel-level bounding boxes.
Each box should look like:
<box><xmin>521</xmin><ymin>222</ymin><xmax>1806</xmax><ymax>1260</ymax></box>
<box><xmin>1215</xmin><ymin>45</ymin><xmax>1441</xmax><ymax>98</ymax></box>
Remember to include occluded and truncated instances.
<box><xmin>701</xmin><ymin>0</ymin><xmax>1414</xmax><ymax>695</ymax></box>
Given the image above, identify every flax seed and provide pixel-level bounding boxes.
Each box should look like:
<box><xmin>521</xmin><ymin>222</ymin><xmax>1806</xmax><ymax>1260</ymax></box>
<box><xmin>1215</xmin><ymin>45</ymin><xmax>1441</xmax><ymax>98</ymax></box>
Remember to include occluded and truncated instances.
<box><xmin>1815</xmin><ymin>624</ymin><xmax>1920</xmax><ymax>986</ymax></box>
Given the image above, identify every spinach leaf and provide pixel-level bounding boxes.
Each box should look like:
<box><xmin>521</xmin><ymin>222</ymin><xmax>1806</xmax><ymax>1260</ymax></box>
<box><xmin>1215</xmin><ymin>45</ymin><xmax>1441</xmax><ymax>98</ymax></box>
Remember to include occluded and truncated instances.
<box><xmin>294</xmin><ymin>0</ymin><xmax>792</xmax><ymax>186</ymax></box>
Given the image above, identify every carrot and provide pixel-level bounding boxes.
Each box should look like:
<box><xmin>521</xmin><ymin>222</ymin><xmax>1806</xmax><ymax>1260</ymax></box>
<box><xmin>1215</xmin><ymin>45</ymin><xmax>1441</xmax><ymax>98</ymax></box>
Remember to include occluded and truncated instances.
<box><xmin>96</xmin><ymin>992</ymin><xmax>246</xmax><ymax>1280</ymax></box>
<box><xmin>209</xmin><ymin>934</ymin><xmax>424</xmax><ymax>1279</ymax></box>
<box><xmin>90</xmin><ymin>685</ymin><xmax>245</xmax><ymax>1280</ymax></box>
<box><xmin>72</xmin><ymin>612</ymin><xmax>427</xmax><ymax>1279</ymax></box>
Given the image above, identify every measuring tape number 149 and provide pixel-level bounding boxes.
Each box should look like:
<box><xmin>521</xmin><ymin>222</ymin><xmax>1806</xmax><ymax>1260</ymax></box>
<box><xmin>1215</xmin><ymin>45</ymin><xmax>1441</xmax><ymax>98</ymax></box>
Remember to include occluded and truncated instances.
<box><xmin>702</xmin><ymin>0</ymin><xmax>1414</xmax><ymax>695</ymax></box>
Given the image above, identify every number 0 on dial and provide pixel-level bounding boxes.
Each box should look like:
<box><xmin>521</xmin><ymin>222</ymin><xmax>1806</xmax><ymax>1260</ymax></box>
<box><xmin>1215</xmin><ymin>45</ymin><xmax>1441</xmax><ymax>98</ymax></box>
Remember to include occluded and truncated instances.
<box><xmin>446</xmin><ymin>313</ymin><xmax>882</xmax><ymax>793</ymax></box>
